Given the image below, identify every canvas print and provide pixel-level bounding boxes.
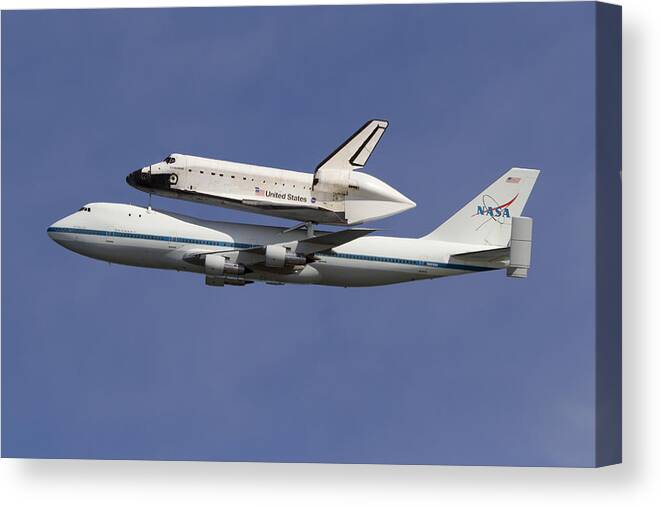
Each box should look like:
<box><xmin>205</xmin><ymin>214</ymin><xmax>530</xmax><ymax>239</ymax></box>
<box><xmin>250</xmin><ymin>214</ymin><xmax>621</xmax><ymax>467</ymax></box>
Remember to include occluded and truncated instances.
<box><xmin>1</xmin><ymin>2</ymin><xmax>621</xmax><ymax>466</ymax></box>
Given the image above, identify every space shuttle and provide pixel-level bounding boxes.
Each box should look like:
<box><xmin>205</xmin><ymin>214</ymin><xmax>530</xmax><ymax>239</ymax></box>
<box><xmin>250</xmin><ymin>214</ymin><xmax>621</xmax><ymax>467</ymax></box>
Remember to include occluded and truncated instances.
<box><xmin>126</xmin><ymin>120</ymin><xmax>415</xmax><ymax>227</ymax></box>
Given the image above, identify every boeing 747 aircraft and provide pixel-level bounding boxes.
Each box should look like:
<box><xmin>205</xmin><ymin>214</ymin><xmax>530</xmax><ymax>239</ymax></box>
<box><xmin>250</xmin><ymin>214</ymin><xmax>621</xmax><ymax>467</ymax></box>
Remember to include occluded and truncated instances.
<box><xmin>126</xmin><ymin>120</ymin><xmax>415</xmax><ymax>229</ymax></box>
<box><xmin>48</xmin><ymin>168</ymin><xmax>539</xmax><ymax>288</ymax></box>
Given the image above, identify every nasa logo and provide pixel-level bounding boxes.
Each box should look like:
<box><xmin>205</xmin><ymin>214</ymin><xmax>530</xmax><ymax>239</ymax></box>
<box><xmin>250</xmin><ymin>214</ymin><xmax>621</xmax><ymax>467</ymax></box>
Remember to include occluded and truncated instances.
<box><xmin>476</xmin><ymin>206</ymin><xmax>511</xmax><ymax>218</ymax></box>
<box><xmin>473</xmin><ymin>194</ymin><xmax>519</xmax><ymax>225</ymax></box>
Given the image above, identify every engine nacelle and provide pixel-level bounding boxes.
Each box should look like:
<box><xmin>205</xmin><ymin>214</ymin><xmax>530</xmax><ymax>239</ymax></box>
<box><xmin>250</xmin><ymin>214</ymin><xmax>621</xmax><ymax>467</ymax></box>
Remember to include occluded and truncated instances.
<box><xmin>204</xmin><ymin>254</ymin><xmax>245</xmax><ymax>276</ymax></box>
<box><xmin>264</xmin><ymin>245</ymin><xmax>286</xmax><ymax>268</ymax></box>
<box><xmin>507</xmin><ymin>216</ymin><xmax>533</xmax><ymax>278</ymax></box>
<box><xmin>264</xmin><ymin>245</ymin><xmax>306</xmax><ymax>268</ymax></box>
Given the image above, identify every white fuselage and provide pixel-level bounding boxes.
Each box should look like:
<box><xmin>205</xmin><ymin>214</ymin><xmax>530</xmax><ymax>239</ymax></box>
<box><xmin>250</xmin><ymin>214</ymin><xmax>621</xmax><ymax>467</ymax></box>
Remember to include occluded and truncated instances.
<box><xmin>48</xmin><ymin>203</ymin><xmax>499</xmax><ymax>287</ymax></box>
<box><xmin>126</xmin><ymin>154</ymin><xmax>416</xmax><ymax>226</ymax></box>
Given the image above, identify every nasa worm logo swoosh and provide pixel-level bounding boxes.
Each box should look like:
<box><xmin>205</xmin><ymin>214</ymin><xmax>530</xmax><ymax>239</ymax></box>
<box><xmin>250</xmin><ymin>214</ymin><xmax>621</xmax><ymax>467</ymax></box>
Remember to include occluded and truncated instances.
<box><xmin>473</xmin><ymin>193</ymin><xmax>519</xmax><ymax>230</ymax></box>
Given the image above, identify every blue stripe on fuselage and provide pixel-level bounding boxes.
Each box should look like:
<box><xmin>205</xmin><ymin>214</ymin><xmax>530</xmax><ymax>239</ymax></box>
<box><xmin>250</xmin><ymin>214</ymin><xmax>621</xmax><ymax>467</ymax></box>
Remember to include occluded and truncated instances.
<box><xmin>46</xmin><ymin>227</ymin><xmax>496</xmax><ymax>272</ymax></box>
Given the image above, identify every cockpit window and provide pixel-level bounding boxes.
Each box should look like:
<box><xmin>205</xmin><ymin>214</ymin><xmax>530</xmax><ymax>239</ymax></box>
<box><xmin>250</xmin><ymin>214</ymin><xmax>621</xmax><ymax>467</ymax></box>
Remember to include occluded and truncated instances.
<box><xmin>164</xmin><ymin>156</ymin><xmax>176</xmax><ymax>164</ymax></box>
<box><xmin>78</xmin><ymin>207</ymin><xmax>91</xmax><ymax>212</ymax></box>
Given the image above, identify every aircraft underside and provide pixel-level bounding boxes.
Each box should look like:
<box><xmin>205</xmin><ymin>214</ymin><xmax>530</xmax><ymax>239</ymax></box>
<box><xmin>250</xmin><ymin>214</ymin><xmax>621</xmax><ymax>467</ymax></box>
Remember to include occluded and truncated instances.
<box><xmin>146</xmin><ymin>187</ymin><xmax>349</xmax><ymax>225</ymax></box>
<box><xmin>52</xmin><ymin>234</ymin><xmax>459</xmax><ymax>287</ymax></box>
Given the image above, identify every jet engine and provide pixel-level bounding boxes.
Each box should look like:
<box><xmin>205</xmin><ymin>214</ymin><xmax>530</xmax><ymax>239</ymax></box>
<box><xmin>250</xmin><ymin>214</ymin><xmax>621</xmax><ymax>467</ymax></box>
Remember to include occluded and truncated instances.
<box><xmin>205</xmin><ymin>254</ymin><xmax>245</xmax><ymax>276</ymax></box>
<box><xmin>264</xmin><ymin>245</ymin><xmax>306</xmax><ymax>268</ymax></box>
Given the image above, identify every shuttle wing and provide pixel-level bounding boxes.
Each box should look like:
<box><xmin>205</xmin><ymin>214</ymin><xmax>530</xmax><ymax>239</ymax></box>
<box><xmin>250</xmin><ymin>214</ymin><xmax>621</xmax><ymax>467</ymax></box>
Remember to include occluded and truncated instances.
<box><xmin>315</xmin><ymin>119</ymin><xmax>388</xmax><ymax>173</ymax></box>
<box><xmin>197</xmin><ymin>193</ymin><xmax>309</xmax><ymax>212</ymax></box>
<box><xmin>239</xmin><ymin>199</ymin><xmax>316</xmax><ymax>211</ymax></box>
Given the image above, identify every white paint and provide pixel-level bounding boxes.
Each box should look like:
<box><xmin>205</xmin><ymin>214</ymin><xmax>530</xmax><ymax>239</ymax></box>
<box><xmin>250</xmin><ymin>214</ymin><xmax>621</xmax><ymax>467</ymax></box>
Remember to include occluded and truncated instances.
<box><xmin>126</xmin><ymin>120</ymin><xmax>416</xmax><ymax>225</ymax></box>
<box><xmin>49</xmin><ymin>166</ymin><xmax>540</xmax><ymax>289</ymax></box>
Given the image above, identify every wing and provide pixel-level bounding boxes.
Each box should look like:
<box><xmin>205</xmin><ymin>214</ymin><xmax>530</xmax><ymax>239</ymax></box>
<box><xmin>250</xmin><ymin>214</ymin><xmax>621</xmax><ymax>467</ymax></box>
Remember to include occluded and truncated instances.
<box><xmin>183</xmin><ymin>228</ymin><xmax>376</xmax><ymax>266</ymax></box>
<box><xmin>294</xmin><ymin>228</ymin><xmax>376</xmax><ymax>255</ymax></box>
<box><xmin>239</xmin><ymin>199</ymin><xmax>316</xmax><ymax>211</ymax></box>
<box><xmin>315</xmin><ymin>119</ymin><xmax>388</xmax><ymax>174</ymax></box>
<box><xmin>181</xmin><ymin>192</ymin><xmax>308</xmax><ymax>212</ymax></box>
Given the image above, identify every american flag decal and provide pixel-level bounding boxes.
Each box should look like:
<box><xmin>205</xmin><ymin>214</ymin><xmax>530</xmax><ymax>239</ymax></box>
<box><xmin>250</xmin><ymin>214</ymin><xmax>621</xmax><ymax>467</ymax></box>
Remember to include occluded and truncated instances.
<box><xmin>506</xmin><ymin>177</ymin><xmax>521</xmax><ymax>184</ymax></box>
<box><xmin>255</xmin><ymin>186</ymin><xmax>265</xmax><ymax>196</ymax></box>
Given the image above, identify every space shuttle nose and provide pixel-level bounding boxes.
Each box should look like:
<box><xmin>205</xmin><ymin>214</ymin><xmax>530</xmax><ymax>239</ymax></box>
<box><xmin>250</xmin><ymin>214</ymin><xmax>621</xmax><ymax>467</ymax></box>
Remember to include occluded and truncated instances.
<box><xmin>126</xmin><ymin>168</ymin><xmax>173</xmax><ymax>191</ymax></box>
<box><xmin>126</xmin><ymin>169</ymin><xmax>142</xmax><ymax>188</ymax></box>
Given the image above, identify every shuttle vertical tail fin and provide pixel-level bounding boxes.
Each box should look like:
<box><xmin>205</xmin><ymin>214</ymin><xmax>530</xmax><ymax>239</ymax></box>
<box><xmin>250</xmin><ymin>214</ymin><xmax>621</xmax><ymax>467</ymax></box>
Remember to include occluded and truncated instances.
<box><xmin>422</xmin><ymin>168</ymin><xmax>540</xmax><ymax>246</ymax></box>
<box><xmin>314</xmin><ymin>119</ymin><xmax>389</xmax><ymax>173</ymax></box>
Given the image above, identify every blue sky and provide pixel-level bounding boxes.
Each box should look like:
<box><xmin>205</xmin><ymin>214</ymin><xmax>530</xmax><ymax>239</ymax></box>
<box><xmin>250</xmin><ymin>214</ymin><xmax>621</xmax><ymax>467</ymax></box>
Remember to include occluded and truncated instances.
<box><xmin>2</xmin><ymin>3</ymin><xmax>598</xmax><ymax>465</ymax></box>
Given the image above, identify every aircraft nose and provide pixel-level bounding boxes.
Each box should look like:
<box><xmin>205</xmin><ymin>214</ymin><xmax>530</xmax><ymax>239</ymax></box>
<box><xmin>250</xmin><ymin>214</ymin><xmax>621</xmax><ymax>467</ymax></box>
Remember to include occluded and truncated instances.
<box><xmin>126</xmin><ymin>167</ymin><xmax>173</xmax><ymax>191</ymax></box>
<box><xmin>126</xmin><ymin>169</ymin><xmax>145</xmax><ymax>188</ymax></box>
<box><xmin>47</xmin><ymin>216</ymin><xmax>70</xmax><ymax>244</ymax></box>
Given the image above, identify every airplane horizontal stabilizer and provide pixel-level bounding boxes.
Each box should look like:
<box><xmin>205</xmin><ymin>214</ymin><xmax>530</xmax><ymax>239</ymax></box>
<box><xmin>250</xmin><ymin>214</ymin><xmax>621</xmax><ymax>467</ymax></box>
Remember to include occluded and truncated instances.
<box><xmin>449</xmin><ymin>247</ymin><xmax>510</xmax><ymax>265</ymax></box>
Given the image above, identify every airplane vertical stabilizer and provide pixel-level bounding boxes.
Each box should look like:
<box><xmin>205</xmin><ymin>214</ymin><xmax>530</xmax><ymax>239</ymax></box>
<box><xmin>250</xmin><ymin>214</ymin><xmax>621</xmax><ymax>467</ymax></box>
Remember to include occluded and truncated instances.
<box><xmin>422</xmin><ymin>167</ymin><xmax>540</xmax><ymax>246</ymax></box>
